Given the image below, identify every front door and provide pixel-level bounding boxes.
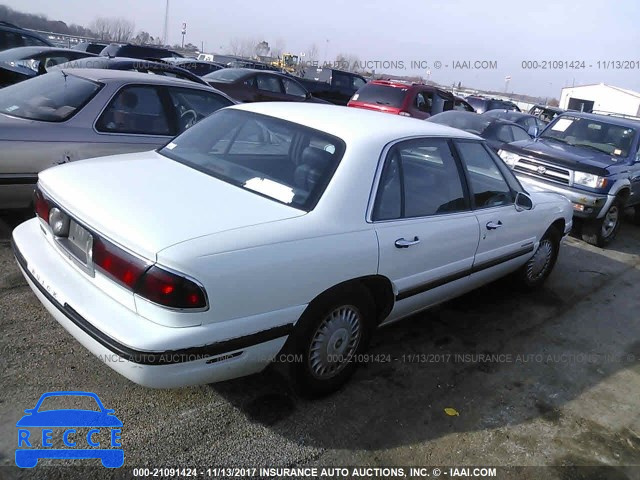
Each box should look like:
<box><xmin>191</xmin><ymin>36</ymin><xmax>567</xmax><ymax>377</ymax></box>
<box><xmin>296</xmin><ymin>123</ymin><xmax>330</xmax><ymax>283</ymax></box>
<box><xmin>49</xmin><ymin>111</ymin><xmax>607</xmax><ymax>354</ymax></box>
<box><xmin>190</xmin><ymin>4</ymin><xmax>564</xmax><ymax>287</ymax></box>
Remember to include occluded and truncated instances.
<box><xmin>453</xmin><ymin>140</ymin><xmax>538</xmax><ymax>284</ymax></box>
<box><xmin>374</xmin><ymin>138</ymin><xmax>480</xmax><ymax>323</ymax></box>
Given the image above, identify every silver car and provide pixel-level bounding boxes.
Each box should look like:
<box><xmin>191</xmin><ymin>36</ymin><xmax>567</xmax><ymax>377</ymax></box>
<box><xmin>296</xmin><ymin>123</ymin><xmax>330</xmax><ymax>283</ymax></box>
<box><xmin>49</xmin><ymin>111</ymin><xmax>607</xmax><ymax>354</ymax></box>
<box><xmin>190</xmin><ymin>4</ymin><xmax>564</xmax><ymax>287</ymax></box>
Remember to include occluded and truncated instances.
<box><xmin>0</xmin><ymin>69</ymin><xmax>235</xmax><ymax>209</ymax></box>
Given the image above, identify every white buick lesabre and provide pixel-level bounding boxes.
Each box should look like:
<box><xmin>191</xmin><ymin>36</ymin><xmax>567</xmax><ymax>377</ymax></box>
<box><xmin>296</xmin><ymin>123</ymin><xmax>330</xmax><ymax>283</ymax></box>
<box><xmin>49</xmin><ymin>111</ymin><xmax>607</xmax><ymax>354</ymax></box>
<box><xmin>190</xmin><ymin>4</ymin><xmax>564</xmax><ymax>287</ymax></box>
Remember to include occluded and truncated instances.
<box><xmin>12</xmin><ymin>103</ymin><xmax>572</xmax><ymax>396</ymax></box>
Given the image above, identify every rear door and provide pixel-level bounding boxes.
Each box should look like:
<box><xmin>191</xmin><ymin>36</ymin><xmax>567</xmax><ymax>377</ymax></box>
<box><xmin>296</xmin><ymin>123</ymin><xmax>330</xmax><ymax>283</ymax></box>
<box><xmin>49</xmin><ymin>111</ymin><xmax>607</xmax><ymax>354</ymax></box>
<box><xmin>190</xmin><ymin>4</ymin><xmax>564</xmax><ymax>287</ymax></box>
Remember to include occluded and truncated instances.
<box><xmin>374</xmin><ymin>137</ymin><xmax>480</xmax><ymax>323</ymax></box>
<box><xmin>453</xmin><ymin>140</ymin><xmax>537</xmax><ymax>282</ymax></box>
<box><xmin>256</xmin><ymin>74</ymin><xmax>288</xmax><ymax>101</ymax></box>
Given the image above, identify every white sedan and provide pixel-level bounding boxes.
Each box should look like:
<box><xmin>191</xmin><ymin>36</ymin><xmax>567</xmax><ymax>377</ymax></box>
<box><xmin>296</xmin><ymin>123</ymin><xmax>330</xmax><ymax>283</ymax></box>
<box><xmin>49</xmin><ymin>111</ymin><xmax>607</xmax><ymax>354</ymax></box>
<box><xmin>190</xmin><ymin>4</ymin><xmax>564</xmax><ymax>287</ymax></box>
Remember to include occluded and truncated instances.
<box><xmin>12</xmin><ymin>103</ymin><xmax>573</xmax><ymax>396</ymax></box>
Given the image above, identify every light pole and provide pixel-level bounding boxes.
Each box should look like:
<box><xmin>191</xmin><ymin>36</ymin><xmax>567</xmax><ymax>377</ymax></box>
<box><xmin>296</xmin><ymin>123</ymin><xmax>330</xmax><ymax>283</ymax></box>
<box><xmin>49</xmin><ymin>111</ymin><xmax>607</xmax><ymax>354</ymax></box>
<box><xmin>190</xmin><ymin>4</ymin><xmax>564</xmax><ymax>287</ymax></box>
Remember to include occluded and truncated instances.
<box><xmin>324</xmin><ymin>39</ymin><xmax>329</xmax><ymax>65</ymax></box>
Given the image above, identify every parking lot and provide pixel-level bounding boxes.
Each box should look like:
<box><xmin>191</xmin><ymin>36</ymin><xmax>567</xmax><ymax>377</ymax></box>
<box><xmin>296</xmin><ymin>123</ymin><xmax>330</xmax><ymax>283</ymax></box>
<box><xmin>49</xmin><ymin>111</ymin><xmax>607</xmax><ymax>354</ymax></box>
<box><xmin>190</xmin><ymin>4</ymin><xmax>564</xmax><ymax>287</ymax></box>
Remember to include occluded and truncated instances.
<box><xmin>1</xmin><ymin>211</ymin><xmax>639</xmax><ymax>479</ymax></box>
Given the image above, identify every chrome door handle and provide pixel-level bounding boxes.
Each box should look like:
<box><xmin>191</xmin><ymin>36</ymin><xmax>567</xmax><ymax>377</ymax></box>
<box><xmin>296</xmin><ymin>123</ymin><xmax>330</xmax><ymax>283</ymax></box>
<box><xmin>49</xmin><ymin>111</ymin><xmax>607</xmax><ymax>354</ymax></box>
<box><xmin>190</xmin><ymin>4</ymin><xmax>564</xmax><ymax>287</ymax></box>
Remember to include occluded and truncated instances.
<box><xmin>395</xmin><ymin>236</ymin><xmax>420</xmax><ymax>248</ymax></box>
<box><xmin>486</xmin><ymin>221</ymin><xmax>503</xmax><ymax>230</ymax></box>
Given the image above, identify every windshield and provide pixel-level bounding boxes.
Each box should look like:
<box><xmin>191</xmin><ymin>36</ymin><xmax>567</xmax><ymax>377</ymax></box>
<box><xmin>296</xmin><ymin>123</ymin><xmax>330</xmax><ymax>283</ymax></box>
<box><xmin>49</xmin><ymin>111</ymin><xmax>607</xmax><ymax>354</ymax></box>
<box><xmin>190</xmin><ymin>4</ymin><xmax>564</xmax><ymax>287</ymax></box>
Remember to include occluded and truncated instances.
<box><xmin>351</xmin><ymin>84</ymin><xmax>407</xmax><ymax>107</ymax></box>
<box><xmin>428</xmin><ymin>111</ymin><xmax>491</xmax><ymax>136</ymax></box>
<box><xmin>159</xmin><ymin>109</ymin><xmax>346</xmax><ymax>210</ymax></box>
<box><xmin>203</xmin><ymin>68</ymin><xmax>247</xmax><ymax>82</ymax></box>
<box><xmin>0</xmin><ymin>71</ymin><xmax>101</xmax><ymax>122</ymax></box>
<box><xmin>540</xmin><ymin>116</ymin><xmax>636</xmax><ymax>157</ymax></box>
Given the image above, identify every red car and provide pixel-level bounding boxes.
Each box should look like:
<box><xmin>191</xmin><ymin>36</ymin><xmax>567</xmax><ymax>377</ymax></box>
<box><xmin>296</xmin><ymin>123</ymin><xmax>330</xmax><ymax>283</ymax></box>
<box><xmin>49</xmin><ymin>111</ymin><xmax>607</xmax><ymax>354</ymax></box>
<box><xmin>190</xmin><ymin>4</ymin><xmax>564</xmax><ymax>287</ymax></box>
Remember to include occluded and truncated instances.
<box><xmin>347</xmin><ymin>80</ymin><xmax>456</xmax><ymax>119</ymax></box>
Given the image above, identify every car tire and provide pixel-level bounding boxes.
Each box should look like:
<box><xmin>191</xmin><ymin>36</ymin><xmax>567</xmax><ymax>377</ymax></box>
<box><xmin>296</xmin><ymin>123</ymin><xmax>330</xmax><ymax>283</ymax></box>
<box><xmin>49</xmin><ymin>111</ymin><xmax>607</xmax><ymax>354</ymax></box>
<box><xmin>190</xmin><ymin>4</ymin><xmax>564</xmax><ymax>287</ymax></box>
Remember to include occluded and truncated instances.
<box><xmin>581</xmin><ymin>197</ymin><xmax>623</xmax><ymax>247</ymax></box>
<box><xmin>514</xmin><ymin>226</ymin><xmax>561</xmax><ymax>290</ymax></box>
<box><xmin>288</xmin><ymin>284</ymin><xmax>375</xmax><ymax>398</ymax></box>
<box><xmin>632</xmin><ymin>205</ymin><xmax>640</xmax><ymax>225</ymax></box>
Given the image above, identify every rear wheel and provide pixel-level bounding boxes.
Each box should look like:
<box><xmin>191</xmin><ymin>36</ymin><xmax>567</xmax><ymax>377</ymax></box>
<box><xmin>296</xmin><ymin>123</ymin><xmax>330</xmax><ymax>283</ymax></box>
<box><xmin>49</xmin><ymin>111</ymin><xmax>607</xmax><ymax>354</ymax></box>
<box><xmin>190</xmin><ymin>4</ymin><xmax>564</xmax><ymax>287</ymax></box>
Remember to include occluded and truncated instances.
<box><xmin>632</xmin><ymin>205</ymin><xmax>640</xmax><ymax>225</ymax></box>
<box><xmin>515</xmin><ymin>226</ymin><xmax>561</xmax><ymax>289</ymax></box>
<box><xmin>581</xmin><ymin>198</ymin><xmax>623</xmax><ymax>247</ymax></box>
<box><xmin>289</xmin><ymin>285</ymin><xmax>375</xmax><ymax>397</ymax></box>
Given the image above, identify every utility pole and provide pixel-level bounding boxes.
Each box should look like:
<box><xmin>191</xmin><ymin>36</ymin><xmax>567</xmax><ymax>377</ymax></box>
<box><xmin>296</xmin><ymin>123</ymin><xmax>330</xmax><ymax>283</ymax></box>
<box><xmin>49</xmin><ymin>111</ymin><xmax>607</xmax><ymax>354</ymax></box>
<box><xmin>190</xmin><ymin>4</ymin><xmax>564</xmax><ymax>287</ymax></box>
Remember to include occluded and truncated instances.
<box><xmin>181</xmin><ymin>22</ymin><xmax>186</xmax><ymax>48</ymax></box>
<box><xmin>162</xmin><ymin>0</ymin><xmax>169</xmax><ymax>46</ymax></box>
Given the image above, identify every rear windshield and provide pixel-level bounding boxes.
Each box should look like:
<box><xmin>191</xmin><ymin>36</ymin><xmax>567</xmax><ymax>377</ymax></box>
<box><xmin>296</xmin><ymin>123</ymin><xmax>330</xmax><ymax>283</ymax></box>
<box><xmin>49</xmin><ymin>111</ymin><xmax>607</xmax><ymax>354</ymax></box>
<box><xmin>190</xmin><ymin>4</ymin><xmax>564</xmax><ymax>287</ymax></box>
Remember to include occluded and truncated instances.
<box><xmin>203</xmin><ymin>69</ymin><xmax>247</xmax><ymax>83</ymax></box>
<box><xmin>159</xmin><ymin>109</ymin><xmax>346</xmax><ymax>211</ymax></box>
<box><xmin>428</xmin><ymin>111</ymin><xmax>491</xmax><ymax>136</ymax></box>
<box><xmin>351</xmin><ymin>84</ymin><xmax>407</xmax><ymax>107</ymax></box>
<box><xmin>0</xmin><ymin>71</ymin><xmax>101</xmax><ymax>122</ymax></box>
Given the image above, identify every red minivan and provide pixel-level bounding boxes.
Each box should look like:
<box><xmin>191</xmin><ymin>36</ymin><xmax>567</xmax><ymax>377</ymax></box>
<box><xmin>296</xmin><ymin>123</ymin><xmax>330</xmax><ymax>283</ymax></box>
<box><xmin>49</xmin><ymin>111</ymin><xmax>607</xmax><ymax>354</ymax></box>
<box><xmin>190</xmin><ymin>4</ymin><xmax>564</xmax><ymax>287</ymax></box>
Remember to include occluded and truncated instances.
<box><xmin>347</xmin><ymin>80</ymin><xmax>456</xmax><ymax>119</ymax></box>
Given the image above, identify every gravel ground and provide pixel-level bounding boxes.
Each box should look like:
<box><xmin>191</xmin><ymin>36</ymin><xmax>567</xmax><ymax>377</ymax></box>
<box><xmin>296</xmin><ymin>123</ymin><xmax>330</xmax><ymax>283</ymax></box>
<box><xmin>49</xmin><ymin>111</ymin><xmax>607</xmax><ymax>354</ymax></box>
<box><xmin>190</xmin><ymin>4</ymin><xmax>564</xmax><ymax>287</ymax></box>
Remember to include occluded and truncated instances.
<box><xmin>0</xmin><ymin>212</ymin><xmax>639</xmax><ymax>480</ymax></box>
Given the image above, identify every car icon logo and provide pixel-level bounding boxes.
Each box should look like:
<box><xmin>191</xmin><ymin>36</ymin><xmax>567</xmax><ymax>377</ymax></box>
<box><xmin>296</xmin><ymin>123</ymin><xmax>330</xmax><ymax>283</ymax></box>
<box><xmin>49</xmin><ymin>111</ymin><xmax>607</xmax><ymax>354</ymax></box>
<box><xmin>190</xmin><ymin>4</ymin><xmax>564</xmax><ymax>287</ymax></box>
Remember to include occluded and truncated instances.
<box><xmin>537</xmin><ymin>166</ymin><xmax>547</xmax><ymax>174</ymax></box>
<box><xmin>15</xmin><ymin>391</ymin><xmax>123</xmax><ymax>468</ymax></box>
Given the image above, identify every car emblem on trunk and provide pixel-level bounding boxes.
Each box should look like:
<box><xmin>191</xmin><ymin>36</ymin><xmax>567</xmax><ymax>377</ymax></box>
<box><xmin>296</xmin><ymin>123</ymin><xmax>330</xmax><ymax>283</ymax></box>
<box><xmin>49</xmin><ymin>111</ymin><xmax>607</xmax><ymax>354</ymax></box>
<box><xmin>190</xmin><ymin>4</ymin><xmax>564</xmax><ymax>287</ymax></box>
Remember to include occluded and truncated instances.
<box><xmin>537</xmin><ymin>166</ymin><xmax>547</xmax><ymax>174</ymax></box>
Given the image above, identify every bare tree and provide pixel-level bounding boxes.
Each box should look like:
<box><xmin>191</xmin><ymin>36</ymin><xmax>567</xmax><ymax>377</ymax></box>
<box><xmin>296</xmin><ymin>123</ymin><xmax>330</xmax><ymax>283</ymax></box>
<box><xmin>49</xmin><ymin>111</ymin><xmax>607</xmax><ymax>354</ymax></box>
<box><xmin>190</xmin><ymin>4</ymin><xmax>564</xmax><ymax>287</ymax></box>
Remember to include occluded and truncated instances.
<box><xmin>88</xmin><ymin>16</ymin><xmax>134</xmax><ymax>42</ymax></box>
<box><xmin>227</xmin><ymin>37</ymin><xmax>257</xmax><ymax>58</ymax></box>
<box><xmin>89</xmin><ymin>17</ymin><xmax>111</xmax><ymax>41</ymax></box>
<box><xmin>307</xmin><ymin>43</ymin><xmax>319</xmax><ymax>63</ymax></box>
<box><xmin>335</xmin><ymin>53</ymin><xmax>360</xmax><ymax>72</ymax></box>
<box><xmin>255</xmin><ymin>40</ymin><xmax>270</xmax><ymax>57</ymax></box>
<box><xmin>111</xmin><ymin>18</ymin><xmax>135</xmax><ymax>42</ymax></box>
<box><xmin>271</xmin><ymin>37</ymin><xmax>286</xmax><ymax>58</ymax></box>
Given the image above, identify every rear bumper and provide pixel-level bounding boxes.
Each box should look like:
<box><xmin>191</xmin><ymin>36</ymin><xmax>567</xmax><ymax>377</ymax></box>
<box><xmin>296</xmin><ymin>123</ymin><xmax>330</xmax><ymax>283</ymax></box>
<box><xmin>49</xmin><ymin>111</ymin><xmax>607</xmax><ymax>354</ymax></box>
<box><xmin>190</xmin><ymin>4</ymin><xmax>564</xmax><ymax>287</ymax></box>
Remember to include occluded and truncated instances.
<box><xmin>12</xmin><ymin>219</ymin><xmax>298</xmax><ymax>388</ymax></box>
<box><xmin>517</xmin><ymin>174</ymin><xmax>611</xmax><ymax>219</ymax></box>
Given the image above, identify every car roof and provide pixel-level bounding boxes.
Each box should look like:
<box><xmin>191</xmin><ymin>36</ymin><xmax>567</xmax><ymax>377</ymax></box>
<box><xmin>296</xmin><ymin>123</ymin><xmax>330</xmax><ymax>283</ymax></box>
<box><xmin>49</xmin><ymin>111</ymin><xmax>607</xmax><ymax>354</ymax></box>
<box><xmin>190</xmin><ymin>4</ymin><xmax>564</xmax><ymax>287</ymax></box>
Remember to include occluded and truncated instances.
<box><xmin>58</xmin><ymin>68</ymin><xmax>214</xmax><ymax>88</ymax></box>
<box><xmin>230</xmin><ymin>102</ymin><xmax>480</xmax><ymax>143</ymax></box>
<box><xmin>0</xmin><ymin>46</ymin><xmax>93</xmax><ymax>59</ymax></box>
<box><xmin>558</xmin><ymin>111</ymin><xmax>640</xmax><ymax>129</ymax></box>
<box><xmin>485</xmin><ymin>110</ymin><xmax>535</xmax><ymax>119</ymax></box>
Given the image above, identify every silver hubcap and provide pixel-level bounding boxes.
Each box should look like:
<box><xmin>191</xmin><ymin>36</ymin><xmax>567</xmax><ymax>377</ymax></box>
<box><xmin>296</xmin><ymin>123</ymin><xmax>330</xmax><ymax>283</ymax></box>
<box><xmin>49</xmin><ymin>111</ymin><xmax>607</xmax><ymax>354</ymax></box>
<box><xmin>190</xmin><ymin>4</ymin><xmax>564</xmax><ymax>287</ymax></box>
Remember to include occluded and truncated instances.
<box><xmin>526</xmin><ymin>239</ymin><xmax>554</xmax><ymax>281</ymax></box>
<box><xmin>601</xmin><ymin>206</ymin><xmax>619</xmax><ymax>238</ymax></box>
<box><xmin>308</xmin><ymin>305</ymin><xmax>362</xmax><ymax>379</ymax></box>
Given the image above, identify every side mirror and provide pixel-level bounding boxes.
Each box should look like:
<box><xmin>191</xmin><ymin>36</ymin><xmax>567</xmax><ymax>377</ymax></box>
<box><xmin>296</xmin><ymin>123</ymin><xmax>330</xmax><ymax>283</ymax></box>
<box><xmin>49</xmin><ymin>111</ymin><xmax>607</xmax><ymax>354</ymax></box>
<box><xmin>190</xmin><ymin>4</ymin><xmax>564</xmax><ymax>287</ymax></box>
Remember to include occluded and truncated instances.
<box><xmin>515</xmin><ymin>192</ymin><xmax>533</xmax><ymax>211</ymax></box>
<box><xmin>527</xmin><ymin>126</ymin><xmax>539</xmax><ymax>137</ymax></box>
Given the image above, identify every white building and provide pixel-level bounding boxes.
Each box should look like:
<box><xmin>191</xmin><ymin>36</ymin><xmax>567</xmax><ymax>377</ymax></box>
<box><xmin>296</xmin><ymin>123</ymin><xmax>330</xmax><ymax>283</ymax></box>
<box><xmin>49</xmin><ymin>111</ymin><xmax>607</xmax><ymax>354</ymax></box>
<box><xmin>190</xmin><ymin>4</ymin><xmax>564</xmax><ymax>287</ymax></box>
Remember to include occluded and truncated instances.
<box><xmin>559</xmin><ymin>83</ymin><xmax>640</xmax><ymax>117</ymax></box>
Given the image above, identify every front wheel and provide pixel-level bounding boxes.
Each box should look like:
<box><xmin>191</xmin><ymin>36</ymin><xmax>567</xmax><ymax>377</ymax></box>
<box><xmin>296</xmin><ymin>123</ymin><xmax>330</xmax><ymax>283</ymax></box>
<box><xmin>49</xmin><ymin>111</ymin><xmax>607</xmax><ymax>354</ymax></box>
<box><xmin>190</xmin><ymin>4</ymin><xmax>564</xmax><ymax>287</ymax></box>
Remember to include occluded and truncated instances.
<box><xmin>288</xmin><ymin>285</ymin><xmax>375</xmax><ymax>397</ymax></box>
<box><xmin>514</xmin><ymin>226</ymin><xmax>561</xmax><ymax>289</ymax></box>
<box><xmin>581</xmin><ymin>198</ymin><xmax>623</xmax><ymax>247</ymax></box>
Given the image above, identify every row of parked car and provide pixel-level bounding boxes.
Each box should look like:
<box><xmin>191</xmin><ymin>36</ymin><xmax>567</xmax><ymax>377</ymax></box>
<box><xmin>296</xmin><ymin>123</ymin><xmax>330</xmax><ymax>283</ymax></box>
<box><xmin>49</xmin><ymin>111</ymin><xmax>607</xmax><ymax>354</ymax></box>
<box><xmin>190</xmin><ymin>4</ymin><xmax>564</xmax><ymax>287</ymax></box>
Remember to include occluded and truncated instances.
<box><xmin>3</xmin><ymin>21</ymin><xmax>640</xmax><ymax>397</ymax></box>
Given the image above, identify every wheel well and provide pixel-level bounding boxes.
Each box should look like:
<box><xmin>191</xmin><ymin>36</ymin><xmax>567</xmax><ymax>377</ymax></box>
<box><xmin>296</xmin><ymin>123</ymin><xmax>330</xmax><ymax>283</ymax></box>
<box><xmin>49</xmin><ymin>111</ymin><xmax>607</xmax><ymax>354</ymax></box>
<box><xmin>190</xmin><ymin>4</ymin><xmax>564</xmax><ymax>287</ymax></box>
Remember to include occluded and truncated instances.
<box><xmin>616</xmin><ymin>188</ymin><xmax>631</xmax><ymax>204</ymax></box>
<box><xmin>307</xmin><ymin>276</ymin><xmax>395</xmax><ymax>325</ymax></box>
<box><xmin>550</xmin><ymin>218</ymin><xmax>565</xmax><ymax>236</ymax></box>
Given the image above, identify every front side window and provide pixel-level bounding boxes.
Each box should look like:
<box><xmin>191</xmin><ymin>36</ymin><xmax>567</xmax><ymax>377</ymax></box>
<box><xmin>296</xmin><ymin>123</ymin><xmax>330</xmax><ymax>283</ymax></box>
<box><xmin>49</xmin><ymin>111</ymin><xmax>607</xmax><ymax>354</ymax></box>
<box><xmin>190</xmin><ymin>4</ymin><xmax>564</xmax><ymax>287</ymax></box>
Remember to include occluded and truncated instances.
<box><xmin>415</xmin><ymin>92</ymin><xmax>433</xmax><ymax>113</ymax></box>
<box><xmin>96</xmin><ymin>85</ymin><xmax>171</xmax><ymax>135</ymax></box>
<box><xmin>0</xmin><ymin>71</ymin><xmax>101</xmax><ymax>122</ymax></box>
<box><xmin>167</xmin><ymin>87</ymin><xmax>233</xmax><ymax>133</ymax></box>
<box><xmin>373</xmin><ymin>138</ymin><xmax>468</xmax><ymax>220</ymax></box>
<box><xmin>455</xmin><ymin>141</ymin><xmax>513</xmax><ymax>208</ymax></box>
<box><xmin>159</xmin><ymin>109</ymin><xmax>345</xmax><ymax>211</ymax></box>
<box><xmin>510</xmin><ymin>125</ymin><xmax>531</xmax><ymax>141</ymax></box>
<box><xmin>352</xmin><ymin>76</ymin><xmax>366</xmax><ymax>90</ymax></box>
<box><xmin>282</xmin><ymin>78</ymin><xmax>307</xmax><ymax>98</ymax></box>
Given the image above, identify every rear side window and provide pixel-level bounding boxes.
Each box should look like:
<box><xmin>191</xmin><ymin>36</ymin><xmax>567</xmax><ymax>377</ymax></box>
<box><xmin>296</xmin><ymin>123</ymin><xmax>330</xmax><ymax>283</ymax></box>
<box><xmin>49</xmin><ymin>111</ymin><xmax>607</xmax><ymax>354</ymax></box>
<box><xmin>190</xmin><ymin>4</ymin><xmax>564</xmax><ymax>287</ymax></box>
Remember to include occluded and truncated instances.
<box><xmin>256</xmin><ymin>74</ymin><xmax>282</xmax><ymax>93</ymax></box>
<box><xmin>351</xmin><ymin>84</ymin><xmax>407</xmax><ymax>107</ymax></box>
<box><xmin>0</xmin><ymin>71</ymin><xmax>101</xmax><ymax>121</ymax></box>
<box><xmin>96</xmin><ymin>85</ymin><xmax>171</xmax><ymax>135</ymax></box>
<box><xmin>374</xmin><ymin>138</ymin><xmax>468</xmax><ymax>220</ymax></box>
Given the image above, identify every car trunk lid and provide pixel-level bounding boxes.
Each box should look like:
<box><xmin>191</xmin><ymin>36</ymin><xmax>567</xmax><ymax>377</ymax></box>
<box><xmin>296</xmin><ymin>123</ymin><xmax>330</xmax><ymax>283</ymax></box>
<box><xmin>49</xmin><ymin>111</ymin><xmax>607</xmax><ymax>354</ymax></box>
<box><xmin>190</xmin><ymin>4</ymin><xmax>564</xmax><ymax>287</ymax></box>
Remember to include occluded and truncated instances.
<box><xmin>38</xmin><ymin>150</ymin><xmax>306</xmax><ymax>260</ymax></box>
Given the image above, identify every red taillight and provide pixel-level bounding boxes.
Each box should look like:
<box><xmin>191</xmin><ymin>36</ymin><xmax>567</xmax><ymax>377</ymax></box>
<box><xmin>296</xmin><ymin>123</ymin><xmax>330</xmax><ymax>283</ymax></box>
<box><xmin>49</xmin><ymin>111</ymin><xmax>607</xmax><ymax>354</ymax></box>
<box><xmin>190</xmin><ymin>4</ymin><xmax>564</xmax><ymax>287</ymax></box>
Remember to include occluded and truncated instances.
<box><xmin>34</xmin><ymin>186</ymin><xmax>51</xmax><ymax>223</ymax></box>
<box><xmin>136</xmin><ymin>266</ymin><xmax>207</xmax><ymax>309</ymax></box>
<box><xmin>93</xmin><ymin>237</ymin><xmax>150</xmax><ymax>289</ymax></box>
<box><xmin>92</xmin><ymin>237</ymin><xmax>207</xmax><ymax>309</ymax></box>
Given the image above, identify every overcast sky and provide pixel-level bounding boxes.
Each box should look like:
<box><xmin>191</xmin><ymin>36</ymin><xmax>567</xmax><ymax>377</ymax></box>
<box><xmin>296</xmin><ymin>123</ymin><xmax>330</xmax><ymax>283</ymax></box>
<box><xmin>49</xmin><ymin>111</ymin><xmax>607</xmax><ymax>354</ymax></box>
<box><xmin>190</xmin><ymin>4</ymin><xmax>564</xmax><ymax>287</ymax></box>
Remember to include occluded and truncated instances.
<box><xmin>5</xmin><ymin>0</ymin><xmax>640</xmax><ymax>98</ymax></box>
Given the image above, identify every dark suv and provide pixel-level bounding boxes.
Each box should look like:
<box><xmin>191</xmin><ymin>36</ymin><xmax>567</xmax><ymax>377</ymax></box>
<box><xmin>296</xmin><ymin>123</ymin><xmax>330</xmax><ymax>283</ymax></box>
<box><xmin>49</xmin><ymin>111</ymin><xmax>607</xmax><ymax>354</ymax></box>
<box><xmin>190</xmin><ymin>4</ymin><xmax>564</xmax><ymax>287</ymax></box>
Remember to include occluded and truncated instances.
<box><xmin>466</xmin><ymin>95</ymin><xmax>521</xmax><ymax>114</ymax></box>
<box><xmin>0</xmin><ymin>22</ymin><xmax>52</xmax><ymax>52</ymax></box>
<box><xmin>347</xmin><ymin>80</ymin><xmax>455</xmax><ymax>119</ymax></box>
<box><xmin>498</xmin><ymin>112</ymin><xmax>640</xmax><ymax>246</ymax></box>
